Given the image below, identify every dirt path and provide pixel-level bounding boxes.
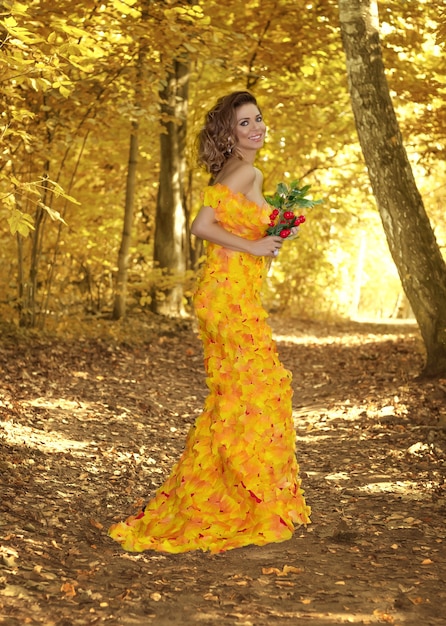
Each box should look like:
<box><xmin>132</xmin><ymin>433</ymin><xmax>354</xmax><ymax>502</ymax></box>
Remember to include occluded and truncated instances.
<box><xmin>0</xmin><ymin>316</ymin><xmax>445</xmax><ymax>626</ymax></box>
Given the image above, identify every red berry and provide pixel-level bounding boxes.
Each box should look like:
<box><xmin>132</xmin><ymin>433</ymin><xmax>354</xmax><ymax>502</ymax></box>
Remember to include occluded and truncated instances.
<box><xmin>284</xmin><ymin>211</ymin><xmax>294</xmax><ymax>220</ymax></box>
<box><xmin>298</xmin><ymin>215</ymin><xmax>306</xmax><ymax>224</ymax></box>
<box><xmin>280</xmin><ymin>229</ymin><xmax>291</xmax><ymax>238</ymax></box>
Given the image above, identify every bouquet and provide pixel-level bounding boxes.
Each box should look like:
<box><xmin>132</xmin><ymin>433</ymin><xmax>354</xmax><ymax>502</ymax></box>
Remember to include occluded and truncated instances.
<box><xmin>265</xmin><ymin>180</ymin><xmax>322</xmax><ymax>239</ymax></box>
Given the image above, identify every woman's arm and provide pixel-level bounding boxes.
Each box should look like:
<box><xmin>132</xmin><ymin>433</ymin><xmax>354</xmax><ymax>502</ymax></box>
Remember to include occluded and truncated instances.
<box><xmin>191</xmin><ymin>205</ymin><xmax>283</xmax><ymax>257</ymax></box>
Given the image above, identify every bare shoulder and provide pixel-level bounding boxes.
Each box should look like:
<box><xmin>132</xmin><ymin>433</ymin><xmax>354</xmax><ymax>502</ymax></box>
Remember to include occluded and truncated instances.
<box><xmin>216</xmin><ymin>161</ymin><xmax>256</xmax><ymax>196</ymax></box>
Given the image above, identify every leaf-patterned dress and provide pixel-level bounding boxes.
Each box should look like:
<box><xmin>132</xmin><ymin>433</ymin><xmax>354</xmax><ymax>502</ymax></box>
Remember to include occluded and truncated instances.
<box><xmin>108</xmin><ymin>184</ymin><xmax>311</xmax><ymax>553</ymax></box>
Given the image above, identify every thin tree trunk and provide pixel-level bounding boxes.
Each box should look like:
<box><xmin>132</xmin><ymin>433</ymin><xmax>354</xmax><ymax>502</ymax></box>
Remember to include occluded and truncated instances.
<box><xmin>339</xmin><ymin>0</ymin><xmax>446</xmax><ymax>377</ymax></box>
<box><xmin>152</xmin><ymin>57</ymin><xmax>190</xmax><ymax>317</ymax></box>
<box><xmin>112</xmin><ymin>120</ymin><xmax>139</xmax><ymax>320</ymax></box>
<box><xmin>16</xmin><ymin>231</ymin><xmax>24</xmax><ymax>316</ymax></box>
<box><xmin>41</xmin><ymin>131</ymin><xmax>90</xmax><ymax>324</ymax></box>
<box><xmin>111</xmin><ymin>15</ymin><xmax>149</xmax><ymax>320</ymax></box>
<box><xmin>20</xmin><ymin>162</ymin><xmax>50</xmax><ymax>328</ymax></box>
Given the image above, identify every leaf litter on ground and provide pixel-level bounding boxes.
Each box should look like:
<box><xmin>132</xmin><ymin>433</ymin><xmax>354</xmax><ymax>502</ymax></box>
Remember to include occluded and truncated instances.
<box><xmin>0</xmin><ymin>314</ymin><xmax>445</xmax><ymax>625</ymax></box>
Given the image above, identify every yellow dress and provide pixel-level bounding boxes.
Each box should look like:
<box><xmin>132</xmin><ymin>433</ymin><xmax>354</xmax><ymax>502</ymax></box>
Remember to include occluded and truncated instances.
<box><xmin>108</xmin><ymin>184</ymin><xmax>311</xmax><ymax>554</ymax></box>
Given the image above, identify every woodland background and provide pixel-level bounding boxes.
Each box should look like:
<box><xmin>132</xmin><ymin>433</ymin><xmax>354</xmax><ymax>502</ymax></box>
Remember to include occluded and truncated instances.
<box><xmin>1</xmin><ymin>0</ymin><xmax>445</xmax><ymax>333</ymax></box>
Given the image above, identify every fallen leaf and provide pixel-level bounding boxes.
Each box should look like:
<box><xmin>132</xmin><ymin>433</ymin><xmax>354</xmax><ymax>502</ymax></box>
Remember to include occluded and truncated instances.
<box><xmin>89</xmin><ymin>518</ymin><xmax>104</xmax><ymax>530</ymax></box>
<box><xmin>203</xmin><ymin>592</ymin><xmax>218</xmax><ymax>601</ymax></box>
<box><xmin>117</xmin><ymin>589</ymin><xmax>132</xmax><ymax>600</ymax></box>
<box><xmin>261</xmin><ymin>565</ymin><xmax>302</xmax><ymax>577</ymax></box>
<box><xmin>60</xmin><ymin>582</ymin><xmax>77</xmax><ymax>597</ymax></box>
<box><xmin>283</xmin><ymin>565</ymin><xmax>303</xmax><ymax>575</ymax></box>
<box><xmin>408</xmin><ymin>596</ymin><xmax>424</xmax><ymax>605</ymax></box>
<box><xmin>262</xmin><ymin>567</ymin><xmax>282</xmax><ymax>576</ymax></box>
<box><xmin>150</xmin><ymin>592</ymin><xmax>162</xmax><ymax>602</ymax></box>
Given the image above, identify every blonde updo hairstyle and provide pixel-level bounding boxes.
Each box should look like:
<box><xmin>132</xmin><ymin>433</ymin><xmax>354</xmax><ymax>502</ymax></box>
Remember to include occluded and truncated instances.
<box><xmin>197</xmin><ymin>91</ymin><xmax>259</xmax><ymax>176</ymax></box>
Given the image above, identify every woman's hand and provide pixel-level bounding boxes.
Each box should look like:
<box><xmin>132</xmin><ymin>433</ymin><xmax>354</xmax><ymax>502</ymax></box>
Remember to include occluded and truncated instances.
<box><xmin>285</xmin><ymin>226</ymin><xmax>299</xmax><ymax>241</ymax></box>
<box><xmin>249</xmin><ymin>235</ymin><xmax>284</xmax><ymax>258</ymax></box>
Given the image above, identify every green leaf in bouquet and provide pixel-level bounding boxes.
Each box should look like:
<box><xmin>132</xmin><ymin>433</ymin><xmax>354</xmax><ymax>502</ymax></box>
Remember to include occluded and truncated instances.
<box><xmin>276</xmin><ymin>182</ymin><xmax>288</xmax><ymax>197</ymax></box>
<box><xmin>297</xmin><ymin>184</ymin><xmax>311</xmax><ymax>195</ymax></box>
<box><xmin>265</xmin><ymin>195</ymin><xmax>282</xmax><ymax>208</ymax></box>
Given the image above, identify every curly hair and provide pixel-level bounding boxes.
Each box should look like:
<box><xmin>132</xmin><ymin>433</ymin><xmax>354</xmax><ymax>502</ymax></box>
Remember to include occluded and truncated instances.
<box><xmin>197</xmin><ymin>91</ymin><xmax>260</xmax><ymax>175</ymax></box>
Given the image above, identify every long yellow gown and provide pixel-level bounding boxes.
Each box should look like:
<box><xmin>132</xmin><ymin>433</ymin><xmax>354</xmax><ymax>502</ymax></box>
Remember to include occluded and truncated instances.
<box><xmin>108</xmin><ymin>184</ymin><xmax>311</xmax><ymax>554</ymax></box>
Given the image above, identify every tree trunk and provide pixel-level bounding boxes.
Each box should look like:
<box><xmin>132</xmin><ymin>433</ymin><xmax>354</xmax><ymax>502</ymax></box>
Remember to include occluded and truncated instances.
<box><xmin>152</xmin><ymin>58</ymin><xmax>190</xmax><ymax>317</ymax></box>
<box><xmin>338</xmin><ymin>0</ymin><xmax>446</xmax><ymax>377</ymax></box>
<box><xmin>111</xmin><ymin>9</ymin><xmax>151</xmax><ymax>321</ymax></box>
<box><xmin>112</xmin><ymin>0</ymin><xmax>152</xmax><ymax>320</ymax></box>
<box><xmin>19</xmin><ymin>166</ymin><xmax>49</xmax><ymax>328</ymax></box>
<box><xmin>112</xmin><ymin>120</ymin><xmax>139</xmax><ymax>320</ymax></box>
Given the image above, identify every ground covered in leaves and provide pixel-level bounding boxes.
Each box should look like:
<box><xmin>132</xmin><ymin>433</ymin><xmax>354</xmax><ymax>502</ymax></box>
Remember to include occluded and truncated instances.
<box><xmin>1</xmin><ymin>314</ymin><xmax>445</xmax><ymax>626</ymax></box>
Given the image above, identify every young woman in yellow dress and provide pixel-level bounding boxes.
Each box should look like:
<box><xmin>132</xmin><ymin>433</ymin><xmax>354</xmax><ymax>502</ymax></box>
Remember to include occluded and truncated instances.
<box><xmin>108</xmin><ymin>91</ymin><xmax>311</xmax><ymax>554</ymax></box>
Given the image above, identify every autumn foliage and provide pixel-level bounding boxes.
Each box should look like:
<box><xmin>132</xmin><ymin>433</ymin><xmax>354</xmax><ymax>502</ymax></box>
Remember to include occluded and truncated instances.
<box><xmin>0</xmin><ymin>0</ymin><xmax>444</xmax><ymax>329</ymax></box>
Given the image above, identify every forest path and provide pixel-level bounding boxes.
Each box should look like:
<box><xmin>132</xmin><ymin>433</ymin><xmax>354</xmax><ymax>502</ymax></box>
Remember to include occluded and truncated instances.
<box><xmin>0</xmin><ymin>315</ymin><xmax>445</xmax><ymax>626</ymax></box>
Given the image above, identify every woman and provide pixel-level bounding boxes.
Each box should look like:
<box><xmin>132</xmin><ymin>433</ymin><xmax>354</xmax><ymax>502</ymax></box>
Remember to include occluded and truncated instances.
<box><xmin>108</xmin><ymin>91</ymin><xmax>311</xmax><ymax>554</ymax></box>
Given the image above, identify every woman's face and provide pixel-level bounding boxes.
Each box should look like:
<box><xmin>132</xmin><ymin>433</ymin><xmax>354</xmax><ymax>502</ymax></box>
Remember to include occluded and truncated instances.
<box><xmin>233</xmin><ymin>103</ymin><xmax>266</xmax><ymax>155</ymax></box>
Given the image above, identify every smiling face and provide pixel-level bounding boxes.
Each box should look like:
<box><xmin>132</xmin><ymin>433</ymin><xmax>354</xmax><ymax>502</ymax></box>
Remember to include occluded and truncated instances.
<box><xmin>233</xmin><ymin>103</ymin><xmax>266</xmax><ymax>158</ymax></box>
